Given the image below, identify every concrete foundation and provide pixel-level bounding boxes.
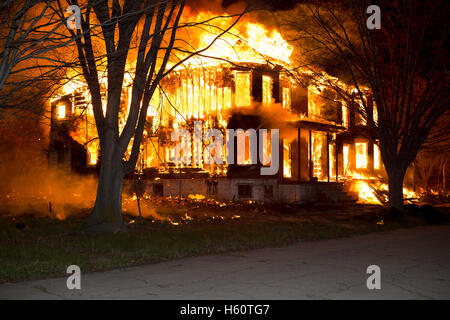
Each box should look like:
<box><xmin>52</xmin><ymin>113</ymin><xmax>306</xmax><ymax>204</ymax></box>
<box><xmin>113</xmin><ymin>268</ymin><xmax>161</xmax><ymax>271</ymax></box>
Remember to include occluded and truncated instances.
<box><xmin>123</xmin><ymin>178</ymin><xmax>357</xmax><ymax>204</ymax></box>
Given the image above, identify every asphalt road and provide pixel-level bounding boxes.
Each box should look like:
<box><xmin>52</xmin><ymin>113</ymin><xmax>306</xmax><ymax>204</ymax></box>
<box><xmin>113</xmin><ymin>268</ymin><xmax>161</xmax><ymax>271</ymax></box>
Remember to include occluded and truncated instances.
<box><xmin>1</xmin><ymin>225</ymin><xmax>450</xmax><ymax>299</ymax></box>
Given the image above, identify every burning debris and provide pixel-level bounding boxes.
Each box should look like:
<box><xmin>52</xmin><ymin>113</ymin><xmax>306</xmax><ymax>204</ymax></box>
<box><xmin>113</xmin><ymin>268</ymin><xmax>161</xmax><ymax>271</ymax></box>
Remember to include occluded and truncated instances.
<box><xmin>348</xmin><ymin>179</ymin><xmax>417</xmax><ymax>206</ymax></box>
<box><xmin>122</xmin><ymin>192</ymin><xmax>248</xmax><ymax>226</ymax></box>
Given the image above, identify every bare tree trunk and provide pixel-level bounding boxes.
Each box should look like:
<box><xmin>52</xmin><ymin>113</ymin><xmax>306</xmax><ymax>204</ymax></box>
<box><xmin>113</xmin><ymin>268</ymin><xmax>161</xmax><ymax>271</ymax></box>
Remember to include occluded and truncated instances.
<box><xmin>288</xmin><ymin>1</ymin><xmax>449</xmax><ymax>210</ymax></box>
<box><xmin>387</xmin><ymin>165</ymin><xmax>406</xmax><ymax>210</ymax></box>
<box><xmin>443</xmin><ymin>160</ymin><xmax>446</xmax><ymax>194</ymax></box>
<box><xmin>84</xmin><ymin>129</ymin><xmax>124</xmax><ymax>232</ymax></box>
<box><xmin>63</xmin><ymin>0</ymin><xmax>241</xmax><ymax>232</ymax></box>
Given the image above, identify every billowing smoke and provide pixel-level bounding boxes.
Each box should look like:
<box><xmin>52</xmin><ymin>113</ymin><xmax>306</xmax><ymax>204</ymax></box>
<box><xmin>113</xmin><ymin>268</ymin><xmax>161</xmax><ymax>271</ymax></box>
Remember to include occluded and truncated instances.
<box><xmin>0</xmin><ymin>108</ymin><xmax>97</xmax><ymax>220</ymax></box>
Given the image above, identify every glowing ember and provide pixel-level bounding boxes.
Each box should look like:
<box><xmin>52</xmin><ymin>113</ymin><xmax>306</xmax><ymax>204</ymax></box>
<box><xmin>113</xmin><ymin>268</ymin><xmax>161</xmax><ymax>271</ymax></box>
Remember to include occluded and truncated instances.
<box><xmin>188</xmin><ymin>194</ymin><xmax>206</xmax><ymax>201</ymax></box>
<box><xmin>351</xmin><ymin>180</ymin><xmax>380</xmax><ymax>204</ymax></box>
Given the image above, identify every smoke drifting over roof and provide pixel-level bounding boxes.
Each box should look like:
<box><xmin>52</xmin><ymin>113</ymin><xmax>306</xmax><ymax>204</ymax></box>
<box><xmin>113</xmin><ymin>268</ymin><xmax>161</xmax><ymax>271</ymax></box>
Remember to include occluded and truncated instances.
<box><xmin>221</xmin><ymin>0</ymin><xmax>301</xmax><ymax>11</ymax></box>
<box><xmin>186</xmin><ymin>0</ymin><xmax>301</xmax><ymax>15</ymax></box>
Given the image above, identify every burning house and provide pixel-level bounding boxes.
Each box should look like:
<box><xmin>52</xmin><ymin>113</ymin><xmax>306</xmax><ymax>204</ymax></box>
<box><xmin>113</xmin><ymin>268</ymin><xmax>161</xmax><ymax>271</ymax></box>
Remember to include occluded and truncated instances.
<box><xmin>48</xmin><ymin>19</ymin><xmax>409</xmax><ymax>205</ymax></box>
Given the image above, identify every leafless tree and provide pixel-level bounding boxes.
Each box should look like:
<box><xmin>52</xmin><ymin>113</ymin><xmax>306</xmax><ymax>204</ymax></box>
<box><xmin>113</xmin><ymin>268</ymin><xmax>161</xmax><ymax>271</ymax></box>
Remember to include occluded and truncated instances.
<box><xmin>51</xmin><ymin>0</ymin><xmax>245</xmax><ymax>232</ymax></box>
<box><xmin>0</xmin><ymin>0</ymin><xmax>81</xmax><ymax>110</ymax></box>
<box><xmin>414</xmin><ymin>112</ymin><xmax>450</xmax><ymax>194</ymax></box>
<box><xmin>284</xmin><ymin>0</ymin><xmax>449</xmax><ymax>209</ymax></box>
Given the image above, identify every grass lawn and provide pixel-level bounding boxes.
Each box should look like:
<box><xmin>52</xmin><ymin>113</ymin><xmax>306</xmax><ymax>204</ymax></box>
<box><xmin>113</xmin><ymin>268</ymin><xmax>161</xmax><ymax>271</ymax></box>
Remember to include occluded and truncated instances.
<box><xmin>0</xmin><ymin>203</ymin><xmax>442</xmax><ymax>283</ymax></box>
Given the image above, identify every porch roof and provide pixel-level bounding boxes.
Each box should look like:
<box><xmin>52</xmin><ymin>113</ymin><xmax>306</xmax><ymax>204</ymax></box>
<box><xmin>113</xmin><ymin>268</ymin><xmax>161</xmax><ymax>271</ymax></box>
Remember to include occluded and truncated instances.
<box><xmin>291</xmin><ymin>119</ymin><xmax>346</xmax><ymax>132</ymax></box>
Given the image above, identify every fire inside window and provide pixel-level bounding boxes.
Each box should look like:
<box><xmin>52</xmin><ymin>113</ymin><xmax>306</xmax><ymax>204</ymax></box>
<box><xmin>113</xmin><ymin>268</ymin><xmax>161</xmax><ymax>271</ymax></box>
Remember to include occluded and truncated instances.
<box><xmin>89</xmin><ymin>150</ymin><xmax>98</xmax><ymax>165</ymax></box>
<box><xmin>329</xmin><ymin>143</ymin><xmax>336</xmax><ymax>180</ymax></box>
<box><xmin>57</xmin><ymin>104</ymin><xmax>66</xmax><ymax>119</ymax></box>
<box><xmin>343</xmin><ymin>144</ymin><xmax>350</xmax><ymax>175</ymax></box>
<box><xmin>374</xmin><ymin>143</ymin><xmax>380</xmax><ymax>170</ymax></box>
<box><xmin>282</xmin><ymin>87</ymin><xmax>291</xmax><ymax>109</ymax></box>
<box><xmin>262</xmin><ymin>75</ymin><xmax>272</xmax><ymax>107</ymax></box>
<box><xmin>236</xmin><ymin>131</ymin><xmax>257</xmax><ymax>165</ymax></box>
<box><xmin>87</xmin><ymin>141</ymin><xmax>98</xmax><ymax>165</ymax></box>
<box><xmin>307</xmin><ymin>85</ymin><xmax>323</xmax><ymax>120</ymax></box>
<box><xmin>283</xmin><ymin>139</ymin><xmax>291</xmax><ymax>178</ymax></box>
<box><xmin>244</xmin><ymin>135</ymin><xmax>250</xmax><ymax>164</ymax></box>
<box><xmin>311</xmin><ymin>132</ymin><xmax>326</xmax><ymax>180</ymax></box>
<box><xmin>235</xmin><ymin>72</ymin><xmax>251</xmax><ymax>107</ymax></box>
<box><xmin>261</xmin><ymin>130</ymin><xmax>272</xmax><ymax>165</ymax></box>
<box><xmin>355</xmin><ymin>142</ymin><xmax>368</xmax><ymax>169</ymax></box>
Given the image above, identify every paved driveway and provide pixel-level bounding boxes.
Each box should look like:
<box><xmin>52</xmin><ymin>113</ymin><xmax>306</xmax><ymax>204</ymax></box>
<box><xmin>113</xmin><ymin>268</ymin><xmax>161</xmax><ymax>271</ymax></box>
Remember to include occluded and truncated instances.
<box><xmin>1</xmin><ymin>225</ymin><xmax>450</xmax><ymax>299</ymax></box>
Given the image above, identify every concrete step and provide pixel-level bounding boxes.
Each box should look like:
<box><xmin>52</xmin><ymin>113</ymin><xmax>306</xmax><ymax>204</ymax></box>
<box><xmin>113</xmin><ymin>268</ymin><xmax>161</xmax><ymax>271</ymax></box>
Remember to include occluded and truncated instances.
<box><xmin>323</xmin><ymin>184</ymin><xmax>358</xmax><ymax>204</ymax></box>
